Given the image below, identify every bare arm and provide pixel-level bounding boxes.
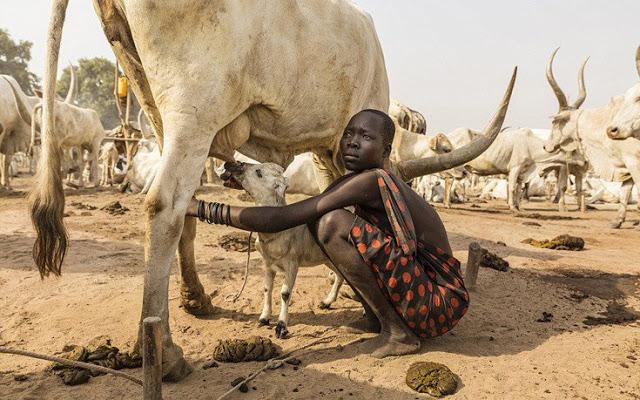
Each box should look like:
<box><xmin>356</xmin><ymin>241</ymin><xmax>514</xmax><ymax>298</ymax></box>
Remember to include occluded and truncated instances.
<box><xmin>190</xmin><ymin>170</ymin><xmax>379</xmax><ymax>233</ymax></box>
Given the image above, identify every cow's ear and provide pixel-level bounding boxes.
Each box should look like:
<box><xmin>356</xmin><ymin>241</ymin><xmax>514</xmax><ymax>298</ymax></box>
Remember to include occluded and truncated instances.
<box><xmin>33</xmin><ymin>88</ymin><xmax>43</xmax><ymax>98</ymax></box>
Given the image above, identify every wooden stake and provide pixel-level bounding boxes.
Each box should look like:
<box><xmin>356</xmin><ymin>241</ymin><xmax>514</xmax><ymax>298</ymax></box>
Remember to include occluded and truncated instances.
<box><xmin>143</xmin><ymin>317</ymin><xmax>162</xmax><ymax>400</ymax></box>
<box><xmin>464</xmin><ymin>242</ymin><xmax>482</xmax><ymax>290</ymax></box>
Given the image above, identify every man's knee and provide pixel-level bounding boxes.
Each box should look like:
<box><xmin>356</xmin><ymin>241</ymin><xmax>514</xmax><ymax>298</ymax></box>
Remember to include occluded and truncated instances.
<box><xmin>315</xmin><ymin>210</ymin><xmax>351</xmax><ymax>246</ymax></box>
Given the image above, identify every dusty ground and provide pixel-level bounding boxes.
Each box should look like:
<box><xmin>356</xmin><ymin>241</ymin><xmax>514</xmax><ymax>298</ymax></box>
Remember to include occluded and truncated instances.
<box><xmin>1</xmin><ymin>173</ymin><xmax>639</xmax><ymax>400</ymax></box>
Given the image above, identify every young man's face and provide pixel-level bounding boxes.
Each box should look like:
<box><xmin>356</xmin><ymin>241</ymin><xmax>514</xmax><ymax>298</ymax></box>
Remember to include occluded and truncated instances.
<box><xmin>340</xmin><ymin>112</ymin><xmax>391</xmax><ymax>172</ymax></box>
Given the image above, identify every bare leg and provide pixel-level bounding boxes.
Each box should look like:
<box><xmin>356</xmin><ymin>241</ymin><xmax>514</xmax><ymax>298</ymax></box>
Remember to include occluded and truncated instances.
<box><xmin>309</xmin><ymin>210</ymin><xmax>420</xmax><ymax>358</ymax></box>
<box><xmin>177</xmin><ymin>217</ymin><xmax>215</xmax><ymax>315</ymax></box>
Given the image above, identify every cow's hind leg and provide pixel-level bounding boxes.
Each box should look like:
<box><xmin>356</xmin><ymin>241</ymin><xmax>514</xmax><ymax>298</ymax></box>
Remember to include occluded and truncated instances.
<box><xmin>178</xmin><ymin>217</ymin><xmax>215</xmax><ymax>315</ymax></box>
<box><xmin>135</xmin><ymin>125</ymin><xmax>212</xmax><ymax>381</ymax></box>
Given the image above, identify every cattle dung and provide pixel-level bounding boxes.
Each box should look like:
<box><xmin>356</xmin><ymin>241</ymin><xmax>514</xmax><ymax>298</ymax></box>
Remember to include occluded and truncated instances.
<box><xmin>522</xmin><ymin>234</ymin><xmax>585</xmax><ymax>251</ymax></box>
<box><xmin>213</xmin><ymin>336</ymin><xmax>280</xmax><ymax>362</ymax></box>
<box><xmin>479</xmin><ymin>248</ymin><xmax>509</xmax><ymax>271</ymax></box>
<box><xmin>100</xmin><ymin>200</ymin><xmax>129</xmax><ymax>216</ymax></box>
<box><xmin>218</xmin><ymin>232</ymin><xmax>256</xmax><ymax>252</ymax></box>
<box><xmin>405</xmin><ymin>362</ymin><xmax>458</xmax><ymax>397</ymax></box>
<box><xmin>516</xmin><ymin>213</ymin><xmax>577</xmax><ymax>221</ymax></box>
<box><xmin>51</xmin><ymin>339</ymin><xmax>141</xmax><ymax>386</ymax></box>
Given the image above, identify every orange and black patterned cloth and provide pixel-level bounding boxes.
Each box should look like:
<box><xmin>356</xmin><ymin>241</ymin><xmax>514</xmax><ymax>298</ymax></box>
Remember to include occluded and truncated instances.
<box><xmin>348</xmin><ymin>168</ymin><xmax>469</xmax><ymax>339</ymax></box>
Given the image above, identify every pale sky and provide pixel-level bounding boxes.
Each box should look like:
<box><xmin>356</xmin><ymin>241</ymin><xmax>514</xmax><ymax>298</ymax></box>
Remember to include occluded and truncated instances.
<box><xmin>2</xmin><ymin>1</ymin><xmax>639</xmax><ymax>133</ymax></box>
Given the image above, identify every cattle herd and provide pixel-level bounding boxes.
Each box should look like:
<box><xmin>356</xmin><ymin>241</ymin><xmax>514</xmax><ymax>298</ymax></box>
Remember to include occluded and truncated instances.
<box><xmin>0</xmin><ymin>0</ymin><xmax>639</xmax><ymax>383</ymax></box>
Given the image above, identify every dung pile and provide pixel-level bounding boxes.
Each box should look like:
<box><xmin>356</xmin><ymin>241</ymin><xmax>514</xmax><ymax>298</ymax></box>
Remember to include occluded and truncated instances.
<box><xmin>479</xmin><ymin>248</ymin><xmax>509</xmax><ymax>272</ymax></box>
<box><xmin>522</xmin><ymin>234</ymin><xmax>584</xmax><ymax>251</ymax></box>
<box><xmin>516</xmin><ymin>213</ymin><xmax>577</xmax><ymax>221</ymax></box>
<box><xmin>406</xmin><ymin>362</ymin><xmax>458</xmax><ymax>397</ymax></box>
<box><xmin>236</xmin><ymin>192</ymin><xmax>254</xmax><ymax>202</ymax></box>
<box><xmin>70</xmin><ymin>201</ymin><xmax>97</xmax><ymax>210</ymax></box>
<box><xmin>51</xmin><ymin>340</ymin><xmax>141</xmax><ymax>385</ymax></box>
<box><xmin>218</xmin><ymin>232</ymin><xmax>256</xmax><ymax>252</ymax></box>
<box><xmin>213</xmin><ymin>336</ymin><xmax>280</xmax><ymax>362</ymax></box>
<box><xmin>101</xmin><ymin>201</ymin><xmax>129</xmax><ymax>216</ymax></box>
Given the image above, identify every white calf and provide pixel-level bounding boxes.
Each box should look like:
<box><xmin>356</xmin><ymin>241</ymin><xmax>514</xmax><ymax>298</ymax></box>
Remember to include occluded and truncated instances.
<box><xmin>99</xmin><ymin>142</ymin><xmax>119</xmax><ymax>186</ymax></box>
<box><xmin>234</xmin><ymin>162</ymin><xmax>344</xmax><ymax>338</ymax></box>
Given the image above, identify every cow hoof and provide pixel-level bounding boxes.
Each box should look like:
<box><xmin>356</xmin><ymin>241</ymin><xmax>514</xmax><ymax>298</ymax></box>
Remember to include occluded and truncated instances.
<box><xmin>181</xmin><ymin>291</ymin><xmax>216</xmax><ymax>316</ymax></box>
<box><xmin>258</xmin><ymin>318</ymin><xmax>270</xmax><ymax>326</ymax></box>
<box><xmin>275</xmin><ymin>321</ymin><xmax>289</xmax><ymax>339</ymax></box>
<box><xmin>318</xmin><ymin>301</ymin><xmax>331</xmax><ymax>310</ymax></box>
<box><xmin>162</xmin><ymin>350</ymin><xmax>193</xmax><ymax>382</ymax></box>
<box><xmin>608</xmin><ymin>220</ymin><xmax>623</xmax><ymax>229</ymax></box>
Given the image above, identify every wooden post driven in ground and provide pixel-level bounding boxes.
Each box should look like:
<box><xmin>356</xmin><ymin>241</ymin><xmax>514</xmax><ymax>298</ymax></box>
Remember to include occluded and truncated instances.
<box><xmin>465</xmin><ymin>242</ymin><xmax>482</xmax><ymax>290</ymax></box>
<box><xmin>143</xmin><ymin>317</ymin><xmax>163</xmax><ymax>400</ymax></box>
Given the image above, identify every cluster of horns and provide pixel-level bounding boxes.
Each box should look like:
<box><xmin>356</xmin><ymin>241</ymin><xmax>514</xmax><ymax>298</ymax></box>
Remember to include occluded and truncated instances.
<box><xmin>547</xmin><ymin>44</ymin><xmax>640</xmax><ymax>112</ymax></box>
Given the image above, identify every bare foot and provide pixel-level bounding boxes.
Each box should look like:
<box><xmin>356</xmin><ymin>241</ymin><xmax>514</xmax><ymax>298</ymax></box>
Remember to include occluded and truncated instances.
<box><xmin>363</xmin><ymin>330</ymin><xmax>420</xmax><ymax>358</ymax></box>
<box><xmin>340</xmin><ymin>315</ymin><xmax>381</xmax><ymax>334</ymax></box>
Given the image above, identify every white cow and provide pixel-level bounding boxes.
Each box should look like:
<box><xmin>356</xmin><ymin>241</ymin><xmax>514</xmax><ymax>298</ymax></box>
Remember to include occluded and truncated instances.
<box><xmin>99</xmin><ymin>141</ymin><xmax>120</xmax><ymax>186</ymax></box>
<box><xmin>544</xmin><ymin>46</ymin><xmax>640</xmax><ymax>229</ymax></box>
<box><xmin>3</xmin><ymin>73</ymin><xmax>104</xmax><ymax>188</ymax></box>
<box><xmin>447</xmin><ymin>126</ymin><xmax>581</xmax><ymax>211</ymax></box>
<box><xmin>119</xmin><ymin>138</ymin><xmax>161</xmax><ymax>194</ymax></box>
<box><xmin>36</xmin><ymin>0</ymin><xmax>516</xmax><ymax>379</ymax></box>
<box><xmin>0</xmin><ymin>68</ymin><xmax>77</xmax><ymax>189</ymax></box>
<box><xmin>585</xmin><ymin>176</ymin><xmax>639</xmax><ymax>205</ymax></box>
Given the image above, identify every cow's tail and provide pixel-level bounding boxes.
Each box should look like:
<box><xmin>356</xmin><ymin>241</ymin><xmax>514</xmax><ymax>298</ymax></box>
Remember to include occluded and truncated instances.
<box><xmin>30</xmin><ymin>0</ymin><xmax>70</xmax><ymax>278</ymax></box>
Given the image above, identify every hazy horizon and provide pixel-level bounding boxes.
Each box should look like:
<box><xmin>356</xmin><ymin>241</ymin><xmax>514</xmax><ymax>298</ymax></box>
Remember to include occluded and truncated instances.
<box><xmin>2</xmin><ymin>1</ymin><xmax>639</xmax><ymax>133</ymax></box>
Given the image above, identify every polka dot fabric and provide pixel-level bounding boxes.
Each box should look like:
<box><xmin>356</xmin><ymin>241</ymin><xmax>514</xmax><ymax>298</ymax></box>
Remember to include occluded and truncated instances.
<box><xmin>349</xmin><ymin>169</ymin><xmax>469</xmax><ymax>339</ymax></box>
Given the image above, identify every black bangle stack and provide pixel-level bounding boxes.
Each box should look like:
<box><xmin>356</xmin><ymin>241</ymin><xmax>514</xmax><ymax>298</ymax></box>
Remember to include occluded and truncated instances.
<box><xmin>196</xmin><ymin>200</ymin><xmax>232</xmax><ymax>226</ymax></box>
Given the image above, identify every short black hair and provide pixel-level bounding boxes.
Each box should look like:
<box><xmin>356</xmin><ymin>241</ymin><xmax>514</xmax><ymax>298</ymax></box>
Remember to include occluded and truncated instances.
<box><xmin>358</xmin><ymin>109</ymin><xmax>396</xmax><ymax>146</ymax></box>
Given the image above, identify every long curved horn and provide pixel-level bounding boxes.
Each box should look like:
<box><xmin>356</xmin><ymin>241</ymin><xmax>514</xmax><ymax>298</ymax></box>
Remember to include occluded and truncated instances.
<box><xmin>137</xmin><ymin>108</ymin><xmax>151</xmax><ymax>138</ymax></box>
<box><xmin>635</xmin><ymin>44</ymin><xmax>640</xmax><ymax>79</ymax></box>
<box><xmin>396</xmin><ymin>67</ymin><xmax>517</xmax><ymax>181</ymax></box>
<box><xmin>546</xmin><ymin>47</ymin><xmax>569</xmax><ymax>111</ymax></box>
<box><xmin>64</xmin><ymin>61</ymin><xmax>77</xmax><ymax>104</ymax></box>
<box><xmin>571</xmin><ymin>57</ymin><xmax>589</xmax><ymax>109</ymax></box>
<box><xmin>2</xmin><ymin>76</ymin><xmax>38</xmax><ymax>129</ymax></box>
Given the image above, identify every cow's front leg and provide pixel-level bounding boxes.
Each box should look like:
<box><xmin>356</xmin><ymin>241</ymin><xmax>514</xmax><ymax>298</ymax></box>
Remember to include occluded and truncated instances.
<box><xmin>609</xmin><ymin>179</ymin><xmax>633</xmax><ymax>229</ymax></box>
<box><xmin>574</xmin><ymin>170</ymin><xmax>585</xmax><ymax>212</ymax></box>
<box><xmin>276</xmin><ymin>262</ymin><xmax>298</xmax><ymax>338</ymax></box>
<box><xmin>1</xmin><ymin>153</ymin><xmax>12</xmax><ymax>190</ymax></box>
<box><xmin>258</xmin><ymin>266</ymin><xmax>276</xmax><ymax>325</ymax></box>
<box><xmin>556</xmin><ymin>167</ymin><xmax>568</xmax><ymax>212</ymax></box>
<box><xmin>178</xmin><ymin>217</ymin><xmax>215</xmax><ymax>315</ymax></box>
<box><xmin>443</xmin><ymin>178</ymin><xmax>452</xmax><ymax>208</ymax></box>
<box><xmin>507</xmin><ymin>168</ymin><xmax>521</xmax><ymax>212</ymax></box>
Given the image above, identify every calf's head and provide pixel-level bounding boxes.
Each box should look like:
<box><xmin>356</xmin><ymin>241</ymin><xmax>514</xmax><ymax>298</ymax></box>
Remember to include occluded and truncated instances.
<box><xmin>225</xmin><ymin>162</ymin><xmax>290</xmax><ymax>206</ymax></box>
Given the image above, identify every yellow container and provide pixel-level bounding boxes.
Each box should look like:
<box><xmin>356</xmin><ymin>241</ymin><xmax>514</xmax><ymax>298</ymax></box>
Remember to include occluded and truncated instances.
<box><xmin>117</xmin><ymin>77</ymin><xmax>128</xmax><ymax>98</ymax></box>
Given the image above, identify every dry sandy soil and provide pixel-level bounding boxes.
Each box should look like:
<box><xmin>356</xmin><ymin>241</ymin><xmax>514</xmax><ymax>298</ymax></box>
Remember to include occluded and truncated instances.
<box><xmin>1</xmin><ymin>173</ymin><xmax>639</xmax><ymax>400</ymax></box>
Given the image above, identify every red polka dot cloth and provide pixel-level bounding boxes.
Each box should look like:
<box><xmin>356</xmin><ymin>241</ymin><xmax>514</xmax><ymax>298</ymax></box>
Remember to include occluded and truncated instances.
<box><xmin>348</xmin><ymin>169</ymin><xmax>469</xmax><ymax>339</ymax></box>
